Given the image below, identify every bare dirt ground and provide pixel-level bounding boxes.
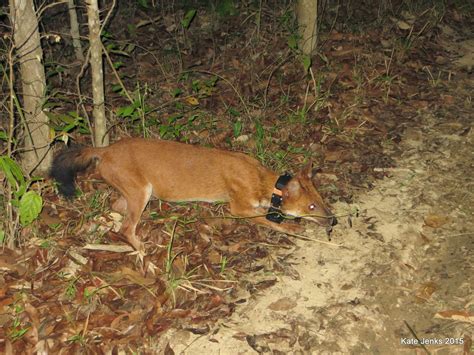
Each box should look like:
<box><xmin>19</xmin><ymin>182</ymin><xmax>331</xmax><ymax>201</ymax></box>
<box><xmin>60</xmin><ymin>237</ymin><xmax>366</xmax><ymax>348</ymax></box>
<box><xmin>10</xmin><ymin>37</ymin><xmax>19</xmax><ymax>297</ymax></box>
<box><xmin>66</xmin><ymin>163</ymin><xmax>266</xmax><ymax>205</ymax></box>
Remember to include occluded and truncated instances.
<box><xmin>157</xmin><ymin>38</ymin><xmax>474</xmax><ymax>355</ymax></box>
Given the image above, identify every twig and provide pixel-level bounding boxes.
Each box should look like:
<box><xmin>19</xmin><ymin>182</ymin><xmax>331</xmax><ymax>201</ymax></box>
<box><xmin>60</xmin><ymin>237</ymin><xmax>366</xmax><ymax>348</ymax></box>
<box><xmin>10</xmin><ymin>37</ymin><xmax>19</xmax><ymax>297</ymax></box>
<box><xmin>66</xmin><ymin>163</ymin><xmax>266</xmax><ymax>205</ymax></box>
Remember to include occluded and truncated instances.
<box><xmin>263</xmin><ymin>51</ymin><xmax>292</xmax><ymax>109</ymax></box>
<box><xmin>374</xmin><ymin>167</ymin><xmax>423</xmax><ymax>174</ymax></box>
<box><xmin>283</xmin><ymin>233</ymin><xmax>344</xmax><ymax>247</ymax></box>
<box><xmin>76</xmin><ymin>48</ymin><xmax>93</xmax><ymax>143</ymax></box>
<box><xmin>83</xmin><ymin>244</ymin><xmax>134</xmax><ymax>252</ymax></box>
<box><xmin>36</xmin><ymin>1</ymin><xmax>68</xmax><ymax>19</ymax></box>
<box><xmin>403</xmin><ymin>320</ymin><xmax>431</xmax><ymax>355</ymax></box>
<box><xmin>101</xmin><ymin>41</ymin><xmax>134</xmax><ymax>104</ymax></box>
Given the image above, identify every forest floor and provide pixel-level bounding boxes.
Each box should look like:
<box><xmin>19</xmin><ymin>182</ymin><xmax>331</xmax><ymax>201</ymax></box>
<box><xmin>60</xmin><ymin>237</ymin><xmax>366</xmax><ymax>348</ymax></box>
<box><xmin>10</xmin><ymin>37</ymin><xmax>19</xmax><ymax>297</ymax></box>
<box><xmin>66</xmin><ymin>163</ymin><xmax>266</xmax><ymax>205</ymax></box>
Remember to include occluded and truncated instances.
<box><xmin>162</xmin><ymin>84</ymin><xmax>473</xmax><ymax>354</ymax></box>
<box><xmin>1</xmin><ymin>3</ymin><xmax>472</xmax><ymax>354</ymax></box>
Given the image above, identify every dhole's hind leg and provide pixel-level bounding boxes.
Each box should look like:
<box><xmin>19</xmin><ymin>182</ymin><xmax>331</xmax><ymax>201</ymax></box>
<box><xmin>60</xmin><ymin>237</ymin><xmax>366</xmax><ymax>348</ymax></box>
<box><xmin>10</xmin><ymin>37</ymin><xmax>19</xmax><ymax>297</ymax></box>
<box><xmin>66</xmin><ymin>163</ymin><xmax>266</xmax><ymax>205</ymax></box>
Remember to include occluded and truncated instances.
<box><xmin>119</xmin><ymin>185</ymin><xmax>152</xmax><ymax>251</ymax></box>
<box><xmin>100</xmin><ymin>167</ymin><xmax>152</xmax><ymax>250</ymax></box>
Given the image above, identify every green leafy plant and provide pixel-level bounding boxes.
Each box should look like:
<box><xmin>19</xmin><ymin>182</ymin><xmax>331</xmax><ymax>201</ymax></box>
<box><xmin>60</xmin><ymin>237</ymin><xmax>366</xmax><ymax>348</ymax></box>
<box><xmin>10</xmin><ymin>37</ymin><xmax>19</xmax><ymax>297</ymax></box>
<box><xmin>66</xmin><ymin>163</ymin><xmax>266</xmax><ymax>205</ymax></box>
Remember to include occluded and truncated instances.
<box><xmin>0</xmin><ymin>156</ymin><xmax>43</xmax><ymax>240</ymax></box>
<box><xmin>102</xmin><ymin>30</ymin><xmax>136</xmax><ymax>59</ymax></box>
<box><xmin>255</xmin><ymin>120</ymin><xmax>265</xmax><ymax>158</ymax></box>
<box><xmin>181</xmin><ymin>9</ymin><xmax>197</xmax><ymax>29</ymax></box>
<box><xmin>215</xmin><ymin>0</ymin><xmax>237</xmax><ymax>17</ymax></box>
<box><xmin>46</xmin><ymin>111</ymin><xmax>90</xmax><ymax>136</ymax></box>
<box><xmin>44</xmin><ymin>61</ymin><xmax>66</xmax><ymax>79</ymax></box>
<box><xmin>0</xmin><ymin>156</ymin><xmax>27</xmax><ymax>205</ymax></box>
<box><xmin>8</xmin><ymin>304</ymin><xmax>30</xmax><ymax>342</ymax></box>
<box><xmin>67</xmin><ymin>333</ymin><xmax>86</xmax><ymax>346</ymax></box>
<box><xmin>9</xmin><ymin>319</ymin><xmax>29</xmax><ymax>342</ymax></box>
<box><xmin>83</xmin><ymin>287</ymin><xmax>95</xmax><ymax>303</ymax></box>
<box><xmin>164</xmin><ymin>223</ymin><xmax>183</xmax><ymax>306</ymax></box>
<box><xmin>191</xmin><ymin>76</ymin><xmax>219</xmax><ymax>98</ymax></box>
<box><xmin>115</xmin><ymin>83</ymin><xmax>152</xmax><ymax>136</ymax></box>
<box><xmin>0</xmin><ymin>130</ymin><xmax>8</xmax><ymax>140</ymax></box>
<box><xmin>284</xmin><ymin>13</ymin><xmax>312</xmax><ymax>73</ymax></box>
<box><xmin>289</xmin><ymin>106</ymin><xmax>308</xmax><ymax>123</ymax></box>
<box><xmin>220</xmin><ymin>255</ymin><xmax>228</xmax><ymax>274</ymax></box>
<box><xmin>233</xmin><ymin>120</ymin><xmax>242</xmax><ymax>137</ymax></box>
<box><xmin>287</xmin><ymin>33</ymin><xmax>299</xmax><ymax>50</ymax></box>
<box><xmin>19</xmin><ymin>191</ymin><xmax>42</xmax><ymax>226</ymax></box>
<box><xmin>157</xmin><ymin>111</ymin><xmax>204</xmax><ymax>140</ymax></box>
<box><xmin>65</xmin><ymin>278</ymin><xmax>78</xmax><ymax>299</ymax></box>
<box><xmin>137</xmin><ymin>0</ymin><xmax>148</xmax><ymax>9</ymax></box>
<box><xmin>159</xmin><ymin>113</ymin><xmax>185</xmax><ymax>139</ymax></box>
<box><xmin>376</xmin><ymin>73</ymin><xmax>397</xmax><ymax>103</ymax></box>
<box><xmin>171</xmin><ymin>87</ymin><xmax>183</xmax><ymax>98</ymax></box>
<box><xmin>80</xmin><ymin>191</ymin><xmax>109</xmax><ymax>228</ymax></box>
<box><xmin>162</xmin><ymin>221</ymin><xmax>202</xmax><ymax>306</ymax></box>
<box><xmin>302</xmin><ymin>54</ymin><xmax>312</xmax><ymax>73</ymax></box>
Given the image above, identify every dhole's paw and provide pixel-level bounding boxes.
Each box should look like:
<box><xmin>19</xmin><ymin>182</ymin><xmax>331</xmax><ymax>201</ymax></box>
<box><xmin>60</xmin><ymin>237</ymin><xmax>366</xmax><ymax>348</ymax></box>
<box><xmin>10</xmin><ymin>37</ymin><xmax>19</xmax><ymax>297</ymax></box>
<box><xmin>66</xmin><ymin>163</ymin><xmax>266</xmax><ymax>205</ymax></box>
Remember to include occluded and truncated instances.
<box><xmin>128</xmin><ymin>238</ymin><xmax>145</xmax><ymax>254</ymax></box>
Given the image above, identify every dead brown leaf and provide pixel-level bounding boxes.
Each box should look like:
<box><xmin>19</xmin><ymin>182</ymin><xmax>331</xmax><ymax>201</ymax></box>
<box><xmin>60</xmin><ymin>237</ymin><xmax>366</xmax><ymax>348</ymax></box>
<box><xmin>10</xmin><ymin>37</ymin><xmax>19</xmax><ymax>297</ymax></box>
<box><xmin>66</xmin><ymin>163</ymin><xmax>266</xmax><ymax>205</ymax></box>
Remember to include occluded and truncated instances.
<box><xmin>116</xmin><ymin>267</ymin><xmax>156</xmax><ymax>286</ymax></box>
<box><xmin>0</xmin><ymin>250</ymin><xmax>27</xmax><ymax>276</ymax></box>
<box><xmin>206</xmin><ymin>294</ymin><xmax>224</xmax><ymax>310</ymax></box>
<box><xmin>411</xmin><ymin>100</ymin><xmax>430</xmax><ymax>110</ymax></box>
<box><xmin>207</xmin><ymin>249</ymin><xmax>222</xmax><ymax>264</ymax></box>
<box><xmin>329</xmin><ymin>47</ymin><xmax>363</xmax><ymax>58</ymax></box>
<box><xmin>39</xmin><ymin>209</ymin><xmax>62</xmax><ymax>225</ymax></box>
<box><xmin>268</xmin><ymin>297</ymin><xmax>297</xmax><ymax>311</ymax></box>
<box><xmin>424</xmin><ymin>214</ymin><xmax>449</xmax><ymax>228</ymax></box>
<box><xmin>441</xmin><ymin>94</ymin><xmax>455</xmax><ymax>105</ymax></box>
<box><xmin>324</xmin><ymin>149</ymin><xmax>352</xmax><ymax>162</ymax></box>
<box><xmin>415</xmin><ymin>281</ymin><xmax>437</xmax><ymax>302</ymax></box>
<box><xmin>434</xmin><ymin>310</ymin><xmax>474</xmax><ymax>324</ymax></box>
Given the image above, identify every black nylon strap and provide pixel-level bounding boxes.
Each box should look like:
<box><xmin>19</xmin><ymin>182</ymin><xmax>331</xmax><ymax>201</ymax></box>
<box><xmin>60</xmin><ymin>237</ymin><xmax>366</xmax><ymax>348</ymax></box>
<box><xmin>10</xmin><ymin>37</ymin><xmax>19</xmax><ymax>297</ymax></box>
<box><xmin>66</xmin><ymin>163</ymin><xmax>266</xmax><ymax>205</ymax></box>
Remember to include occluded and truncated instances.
<box><xmin>266</xmin><ymin>206</ymin><xmax>283</xmax><ymax>223</ymax></box>
<box><xmin>266</xmin><ymin>173</ymin><xmax>292</xmax><ymax>223</ymax></box>
<box><xmin>275</xmin><ymin>173</ymin><xmax>292</xmax><ymax>191</ymax></box>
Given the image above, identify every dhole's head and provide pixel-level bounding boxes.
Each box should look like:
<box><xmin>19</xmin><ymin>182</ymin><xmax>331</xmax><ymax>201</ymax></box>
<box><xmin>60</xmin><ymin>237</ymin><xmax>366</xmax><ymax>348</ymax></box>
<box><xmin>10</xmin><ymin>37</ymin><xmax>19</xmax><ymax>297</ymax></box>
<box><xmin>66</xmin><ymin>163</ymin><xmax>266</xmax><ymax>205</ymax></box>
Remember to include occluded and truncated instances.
<box><xmin>281</xmin><ymin>163</ymin><xmax>337</xmax><ymax>228</ymax></box>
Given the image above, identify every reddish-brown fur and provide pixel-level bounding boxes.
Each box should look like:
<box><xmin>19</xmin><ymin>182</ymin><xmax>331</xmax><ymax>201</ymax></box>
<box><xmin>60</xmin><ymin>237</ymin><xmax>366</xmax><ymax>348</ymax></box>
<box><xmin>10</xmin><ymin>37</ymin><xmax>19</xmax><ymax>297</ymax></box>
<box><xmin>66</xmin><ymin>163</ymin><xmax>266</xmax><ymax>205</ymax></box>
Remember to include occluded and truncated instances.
<box><xmin>51</xmin><ymin>138</ymin><xmax>335</xmax><ymax>250</ymax></box>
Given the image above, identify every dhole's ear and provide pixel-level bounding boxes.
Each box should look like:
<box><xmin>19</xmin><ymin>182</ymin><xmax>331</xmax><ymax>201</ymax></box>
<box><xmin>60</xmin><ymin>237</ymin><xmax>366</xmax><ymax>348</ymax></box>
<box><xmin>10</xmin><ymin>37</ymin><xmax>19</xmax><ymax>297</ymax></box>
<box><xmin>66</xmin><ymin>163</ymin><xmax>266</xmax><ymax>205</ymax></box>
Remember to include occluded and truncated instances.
<box><xmin>302</xmin><ymin>160</ymin><xmax>321</xmax><ymax>179</ymax></box>
<box><xmin>311</xmin><ymin>166</ymin><xmax>322</xmax><ymax>178</ymax></box>
<box><xmin>302</xmin><ymin>160</ymin><xmax>316</xmax><ymax>179</ymax></box>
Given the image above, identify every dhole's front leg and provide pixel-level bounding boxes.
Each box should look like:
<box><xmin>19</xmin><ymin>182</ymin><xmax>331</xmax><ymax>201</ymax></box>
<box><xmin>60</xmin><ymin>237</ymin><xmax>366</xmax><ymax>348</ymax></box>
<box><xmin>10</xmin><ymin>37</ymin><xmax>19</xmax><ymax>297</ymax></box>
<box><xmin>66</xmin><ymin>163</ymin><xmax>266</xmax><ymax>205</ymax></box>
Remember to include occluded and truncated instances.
<box><xmin>250</xmin><ymin>216</ymin><xmax>305</xmax><ymax>234</ymax></box>
<box><xmin>229</xmin><ymin>199</ymin><xmax>304</xmax><ymax>234</ymax></box>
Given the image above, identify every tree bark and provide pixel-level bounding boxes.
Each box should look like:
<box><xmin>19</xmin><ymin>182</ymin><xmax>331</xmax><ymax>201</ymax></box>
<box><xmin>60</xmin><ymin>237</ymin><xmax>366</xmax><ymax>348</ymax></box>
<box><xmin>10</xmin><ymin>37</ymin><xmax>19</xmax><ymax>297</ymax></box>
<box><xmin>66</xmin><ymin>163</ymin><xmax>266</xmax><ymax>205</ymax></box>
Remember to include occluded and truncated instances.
<box><xmin>68</xmin><ymin>0</ymin><xmax>84</xmax><ymax>61</ymax></box>
<box><xmin>296</xmin><ymin>0</ymin><xmax>318</xmax><ymax>55</ymax></box>
<box><xmin>86</xmin><ymin>0</ymin><xmax>108</xmax><ymax>147</ymax></box>
<box><xmin>10</xmin><ymin>0</ymin><xmax>52</xmax><ymax>175</ymax></box>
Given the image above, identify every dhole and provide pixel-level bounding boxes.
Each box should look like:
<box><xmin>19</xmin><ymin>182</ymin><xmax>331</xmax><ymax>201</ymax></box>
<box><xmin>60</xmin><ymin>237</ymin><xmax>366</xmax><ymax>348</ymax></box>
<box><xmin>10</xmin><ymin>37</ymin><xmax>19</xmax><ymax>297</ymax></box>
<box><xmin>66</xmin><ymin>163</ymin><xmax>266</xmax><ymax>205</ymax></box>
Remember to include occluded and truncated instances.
<box><xmin>51</xmin><ymin>138</ymin><xmax>336</xmax><ymax>250</ymax></box>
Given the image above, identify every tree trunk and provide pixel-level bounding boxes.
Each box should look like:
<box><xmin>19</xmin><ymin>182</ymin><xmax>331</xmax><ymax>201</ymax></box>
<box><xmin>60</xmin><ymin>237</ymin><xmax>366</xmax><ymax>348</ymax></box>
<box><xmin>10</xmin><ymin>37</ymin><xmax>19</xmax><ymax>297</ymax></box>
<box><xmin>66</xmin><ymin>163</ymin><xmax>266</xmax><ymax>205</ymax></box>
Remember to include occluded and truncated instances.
<box><xmin>296</xmin><ymin>0</ymin><xmax>318</xmax><ymax>55</ymax></box>
<box><xmin>10</xmin><ymin>0</ymin><xmax>52</xmax><ymax>175</ymax></box>
<box><xmin>68</xmin><ymin>0</ymin><xmax>84</xmax><ymax>61</ymax></box>
<box><xmin>86</xmin><ymin>0</ymin><xmax>108</xmax><ymax>147</ymax></box>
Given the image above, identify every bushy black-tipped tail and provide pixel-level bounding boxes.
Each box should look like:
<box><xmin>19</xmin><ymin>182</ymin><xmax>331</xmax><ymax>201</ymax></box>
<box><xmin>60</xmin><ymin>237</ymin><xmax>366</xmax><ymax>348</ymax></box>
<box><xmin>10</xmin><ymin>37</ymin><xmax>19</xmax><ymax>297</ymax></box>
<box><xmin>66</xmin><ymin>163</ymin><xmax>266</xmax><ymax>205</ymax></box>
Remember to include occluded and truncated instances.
<box><xmin>50</xmin><ymin>145</ymin><xmax>97</xmax><ymax>198</ymax></box>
